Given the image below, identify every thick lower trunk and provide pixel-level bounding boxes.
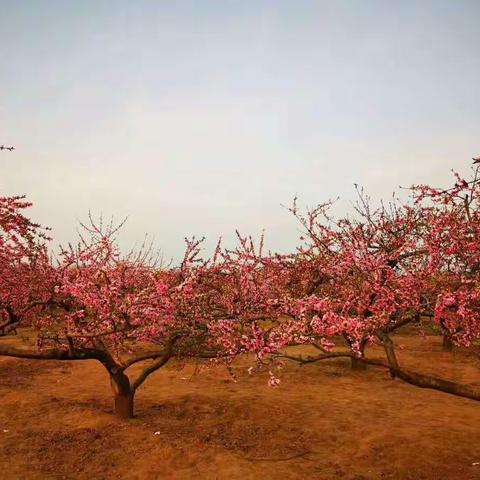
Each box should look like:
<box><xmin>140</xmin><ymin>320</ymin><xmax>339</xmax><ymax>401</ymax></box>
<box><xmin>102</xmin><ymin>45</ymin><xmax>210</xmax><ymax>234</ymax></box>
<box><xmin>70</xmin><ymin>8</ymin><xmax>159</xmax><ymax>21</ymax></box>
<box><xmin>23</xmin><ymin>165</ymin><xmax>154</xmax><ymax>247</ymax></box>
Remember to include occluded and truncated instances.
<box><xmin>350</xmin><ymin>355</ymin><xmax>367</xmax><ymax>370</ymax></box>
<box><xmin>0</xmin><ymin>325</ymin><xmax>17</xmax><ymax>336</ymax></box>
<box><xmin>0</xmin><ymin>313</ymin><xmax>19</xmax><ymax>337</ymax></box>
<box><xmin>110</xmin><ymin>372</ymin><xmax>134</xmax><ymax>419</ymax></box>
<box><xmin>349</xmin><ymin>339</ymin><xmax>367</xmax><ymax>371</ymax></box>
<box><xmin>442</xmin><ymin>335</ymin><xmax>454</xmax><ymax>351</ymax></box>
<box><xmin>114</xmin><ymin>391</ymin><xmax>134</xmax><ymax>419</ymax></box>
<box><xmin>439</xmin><ymin>319</ymin><xmax>455</xmax><ymax>351</ymax></box>
<box><xmin>378</xmin><ymin>332</ymin><xmax>399</xmax><ymax>378</ymax></box>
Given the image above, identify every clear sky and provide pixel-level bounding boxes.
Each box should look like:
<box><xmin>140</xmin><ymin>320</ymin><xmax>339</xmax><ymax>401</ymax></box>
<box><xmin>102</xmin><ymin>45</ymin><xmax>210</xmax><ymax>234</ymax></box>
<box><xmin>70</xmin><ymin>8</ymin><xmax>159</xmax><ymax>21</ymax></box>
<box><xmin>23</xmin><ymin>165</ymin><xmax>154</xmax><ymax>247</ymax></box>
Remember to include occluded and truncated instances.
<box><xmin>1</xmin><ymin>1</ymin><xmax>479</xmax><ymax>261</ymax></box>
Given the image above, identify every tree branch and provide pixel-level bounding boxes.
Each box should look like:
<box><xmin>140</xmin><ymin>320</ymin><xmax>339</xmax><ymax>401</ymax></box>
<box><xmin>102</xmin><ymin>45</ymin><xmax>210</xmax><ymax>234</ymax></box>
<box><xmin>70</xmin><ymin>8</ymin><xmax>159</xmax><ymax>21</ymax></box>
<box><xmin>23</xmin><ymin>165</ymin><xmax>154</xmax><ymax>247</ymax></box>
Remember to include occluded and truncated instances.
<box><xmin>131</xmin><ymin>334</ymin><xmax>181</xmax><ymax>392</ymax></box>
<box><xmin>275</xmin><ymin>351</ymin><xmax>354</xmax><ymax>364</ymax></box>
<box><xmin>0</xmin><ymin>343</ymin><xmax>108</xmax><ymax>362</ymax></box>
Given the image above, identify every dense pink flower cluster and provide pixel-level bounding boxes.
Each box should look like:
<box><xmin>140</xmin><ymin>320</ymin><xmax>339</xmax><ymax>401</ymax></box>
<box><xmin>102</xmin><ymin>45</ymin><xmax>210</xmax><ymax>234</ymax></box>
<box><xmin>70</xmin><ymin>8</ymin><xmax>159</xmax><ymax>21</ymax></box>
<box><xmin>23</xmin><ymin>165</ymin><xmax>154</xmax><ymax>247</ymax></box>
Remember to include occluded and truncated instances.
<box><xmin>0</xmin><ymin>196</ymin><xmax>52</xmax><ymax>335</ymax></box>
<box><xmin>413</xmin><ymin>168</ymin><xmax>480</xmax><ymax>346</ymax></box>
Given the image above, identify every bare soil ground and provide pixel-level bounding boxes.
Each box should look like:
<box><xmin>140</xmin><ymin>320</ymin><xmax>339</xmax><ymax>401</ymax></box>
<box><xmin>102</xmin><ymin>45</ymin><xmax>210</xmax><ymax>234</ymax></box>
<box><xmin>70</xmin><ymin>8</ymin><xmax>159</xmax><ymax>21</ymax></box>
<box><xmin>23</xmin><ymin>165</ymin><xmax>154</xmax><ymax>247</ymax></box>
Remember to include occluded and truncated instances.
<box><xmin>1</xmin><ymin>335</ymin><xmax>479</xmax><ymax>480</ymax></box>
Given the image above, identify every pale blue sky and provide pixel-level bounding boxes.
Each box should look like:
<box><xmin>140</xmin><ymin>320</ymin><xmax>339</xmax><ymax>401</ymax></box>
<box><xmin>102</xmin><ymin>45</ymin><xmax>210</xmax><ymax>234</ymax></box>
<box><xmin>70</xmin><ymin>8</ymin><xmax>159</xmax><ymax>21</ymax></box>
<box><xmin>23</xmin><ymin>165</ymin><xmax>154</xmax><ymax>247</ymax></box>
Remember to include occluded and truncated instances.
<box><xmin>1</xmin><ymin>1</ymin><xmax>479</xmax><ymax>260</ymax></box>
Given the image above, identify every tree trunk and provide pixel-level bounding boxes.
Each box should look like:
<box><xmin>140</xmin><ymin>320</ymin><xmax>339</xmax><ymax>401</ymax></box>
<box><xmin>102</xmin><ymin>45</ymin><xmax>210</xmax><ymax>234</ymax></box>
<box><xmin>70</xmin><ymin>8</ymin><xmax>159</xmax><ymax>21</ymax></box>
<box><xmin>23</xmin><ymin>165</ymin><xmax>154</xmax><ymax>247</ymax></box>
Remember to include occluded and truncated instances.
<box><xmin>439</xmin><ymin>319</ymin><xmax>454</xmax><ymax>351</ymax></box>
<box><xmin>350</xmin><ymin>355</ymin><xmax>367</xmax><ymax>370</ymax></box>
<box><xmin>442</xmin><ymin>335</ymin><xmax>454</xmax><ymax>351</ymax></box>
<box><xmin>349</xmin><ymin>339</ymin><xmax>367</xmax><ymax>371</ymax></box>
<box><xmin>110</xmin><ymin>371</ymin><xmax>134</xmax><ymax>419</ymax></box>
<box><xmin>378</xmin><ymin>331</ymin><xmax>399</xmax><ymax>378</ymax></box>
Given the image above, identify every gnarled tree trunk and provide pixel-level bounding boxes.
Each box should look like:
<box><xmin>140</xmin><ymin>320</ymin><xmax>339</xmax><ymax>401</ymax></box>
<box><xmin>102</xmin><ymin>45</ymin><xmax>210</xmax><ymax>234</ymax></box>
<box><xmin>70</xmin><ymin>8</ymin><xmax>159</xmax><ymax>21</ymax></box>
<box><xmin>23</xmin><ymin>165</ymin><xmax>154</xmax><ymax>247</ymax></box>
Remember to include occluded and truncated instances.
<box><xmin>110</xmin><ymin>371</ymin><xmax>134</xmax><ymax>419</ymax></box>
<box><xmin>439</xmin><ymin>319</ymin><xmax>455</xmax><ymax>351</ymax></box>
<box><xmin>442</xmin><ymin>335</ymin><xmax>454</xmax><ymax>351</ymax></box>
<box><xmin>377</xmin><ymin>331</ymin><xmax>399</xmax><ymax>378</ymax></box>
<box><xmin>350</xmin><ymin>355</ymin><xmax>367</xmax><ymax>371</ymax></box>
<box><xmin>349</xmin><ymin>338</ymin><xmax>367</xmax><ymax>371</ymax></box>
<box><xmin>0</xmin><ymin>308</ymin><xmax>19</xmax><ymax>337</ymax></box>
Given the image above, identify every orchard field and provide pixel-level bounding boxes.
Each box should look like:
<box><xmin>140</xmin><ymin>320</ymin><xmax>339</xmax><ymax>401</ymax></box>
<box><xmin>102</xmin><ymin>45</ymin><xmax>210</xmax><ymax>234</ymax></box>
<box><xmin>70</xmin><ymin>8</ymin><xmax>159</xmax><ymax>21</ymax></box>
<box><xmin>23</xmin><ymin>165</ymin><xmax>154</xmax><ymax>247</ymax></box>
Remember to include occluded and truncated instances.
<box><xmin>1</xmin><ymin>333</ymin><xmax>479</xmax><ymax>480</ymax></box>
<box><xmin>1</xmin><ymin>166</ymin><xmax>480</xmax><ymax>479</ymax></box>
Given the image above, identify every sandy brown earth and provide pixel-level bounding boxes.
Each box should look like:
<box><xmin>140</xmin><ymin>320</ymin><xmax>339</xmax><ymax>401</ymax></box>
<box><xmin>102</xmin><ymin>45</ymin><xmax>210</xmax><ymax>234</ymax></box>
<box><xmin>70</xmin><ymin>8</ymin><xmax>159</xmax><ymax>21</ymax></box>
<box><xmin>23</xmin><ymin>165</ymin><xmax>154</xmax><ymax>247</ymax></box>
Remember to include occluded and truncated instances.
<box><xmin>0</xmin><ymin>335</ymin><xmax>479</xmax><ymax>480</ymax></box>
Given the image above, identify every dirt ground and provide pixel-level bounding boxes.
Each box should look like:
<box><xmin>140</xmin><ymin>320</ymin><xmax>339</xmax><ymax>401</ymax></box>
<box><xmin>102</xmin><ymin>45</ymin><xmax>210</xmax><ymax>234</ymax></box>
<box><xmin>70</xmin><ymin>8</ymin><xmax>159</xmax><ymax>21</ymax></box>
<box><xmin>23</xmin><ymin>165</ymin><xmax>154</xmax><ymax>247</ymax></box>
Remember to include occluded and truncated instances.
<box><xmin>0</xmin><ymin>335</ymin><xmax>479</xmax><ymax>480</ymax></box>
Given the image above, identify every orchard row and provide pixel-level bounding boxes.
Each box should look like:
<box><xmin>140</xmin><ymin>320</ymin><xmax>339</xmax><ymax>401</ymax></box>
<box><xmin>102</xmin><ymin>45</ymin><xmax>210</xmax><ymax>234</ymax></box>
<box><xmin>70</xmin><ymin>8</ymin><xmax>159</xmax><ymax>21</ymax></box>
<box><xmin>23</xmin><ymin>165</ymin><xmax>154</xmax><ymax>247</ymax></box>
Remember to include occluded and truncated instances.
<box><xmin>1</xmin><ymin>165</ymin><xmax>479</xmax><ymax>418</ymax></box>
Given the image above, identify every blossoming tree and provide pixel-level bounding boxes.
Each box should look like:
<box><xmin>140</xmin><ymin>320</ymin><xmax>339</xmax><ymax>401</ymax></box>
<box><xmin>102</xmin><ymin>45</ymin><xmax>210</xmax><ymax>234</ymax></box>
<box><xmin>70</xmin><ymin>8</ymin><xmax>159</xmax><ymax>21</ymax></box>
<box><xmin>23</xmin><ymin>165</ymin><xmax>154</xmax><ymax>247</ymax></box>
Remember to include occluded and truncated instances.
<box><xmin>0</xmin><ymin>203</ymin><xmax>280</xmax><ymax>418</ymax></box>
<box><xmin>247</xmin><ymin>183</ymin><xmax>480</xmax><ymax>401</ymax></box>
<box><xmin>0</xmin><ymin>195</ymin><xmax>51</xmax><ymax>336</ymax></box>
<box><xmin>414</xmin><ymin>166</ymin><xmax>480</xmax><ymax>350</ymax></box>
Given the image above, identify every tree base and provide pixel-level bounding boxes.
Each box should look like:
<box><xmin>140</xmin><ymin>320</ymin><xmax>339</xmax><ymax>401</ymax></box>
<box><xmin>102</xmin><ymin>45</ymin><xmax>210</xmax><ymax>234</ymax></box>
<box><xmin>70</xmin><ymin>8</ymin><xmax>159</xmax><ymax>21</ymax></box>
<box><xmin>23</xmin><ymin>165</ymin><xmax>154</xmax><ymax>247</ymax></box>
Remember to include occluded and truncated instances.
<box><xmin>442</xmin><ymin>336</ymin><xmax>454</xmax><ymax>352</ymax></box>
<box><xmin>114</xmin><ymin>393</ymin><xmax>134</xmax><ymax>419</ymax></box>
<box><xmin>110</xmin><ymin>371</ymin><xmax>135</xmax><ymax>419</ymax></box>
<box><xmin>351</xmin><ymin>357</ymin><xmax>366</xmax><ymax>371</ymax></box>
